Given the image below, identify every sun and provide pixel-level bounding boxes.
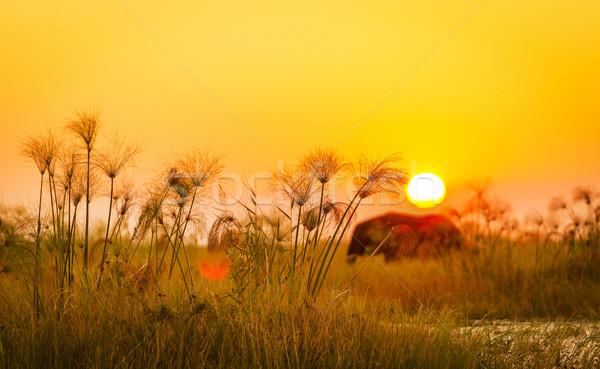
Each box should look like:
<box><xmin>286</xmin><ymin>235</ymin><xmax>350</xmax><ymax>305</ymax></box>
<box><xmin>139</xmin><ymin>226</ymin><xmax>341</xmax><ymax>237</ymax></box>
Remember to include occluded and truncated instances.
<box><xmin>406</xmin><ymin>173</ymin><xmax>446</xmax><ymax>208</ymax></box>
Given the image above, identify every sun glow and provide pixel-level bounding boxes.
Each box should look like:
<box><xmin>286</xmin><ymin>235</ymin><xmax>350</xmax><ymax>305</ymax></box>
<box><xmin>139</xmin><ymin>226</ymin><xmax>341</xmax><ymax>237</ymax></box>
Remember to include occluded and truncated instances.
<box><xmin>407</xmin><ymin>173</ymin><xmax>446</xmax><ymax>209</ymax></box>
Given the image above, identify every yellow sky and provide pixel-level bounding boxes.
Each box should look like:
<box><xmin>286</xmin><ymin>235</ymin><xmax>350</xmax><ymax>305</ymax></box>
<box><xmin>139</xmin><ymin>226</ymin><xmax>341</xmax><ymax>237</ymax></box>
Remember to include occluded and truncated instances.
<box><xmin>1</xmin><ymin>0</ymin><xmax>599</xmax><ymax>218</ymax></box>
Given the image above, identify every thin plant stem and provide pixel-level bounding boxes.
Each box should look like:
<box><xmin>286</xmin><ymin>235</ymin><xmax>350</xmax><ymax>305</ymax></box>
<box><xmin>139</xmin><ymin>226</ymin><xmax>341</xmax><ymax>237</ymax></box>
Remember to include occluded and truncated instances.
<box><xmin>157</xmin><ymin>206</ymin><xmax>185</xmax><ymax>274</ymax></box>
<box><xmin>168</xmin><ymin>215</ymin><xmax>184</xmax><ymax>276</ymax></box>
<box><xmin>341</xmin><ymin>230</ymin><xmax>393</xmax><ymax>292</ymax></box>
<box><xmin>291</xmin><ymin>205</ymin><xmax>303</xmax><ymax>278</ymax></box>
<box><xmin>125</xmin><ymin>188</ymin><xmax>169</xmax><ymax>271</ymax></box>
<box><xmin>169</xmin><ymin>186</ymin><xmax>198</xmax><ymax>283</ymax></box>
<box><xmin>306</xmin><ymin>213</ymin><xmax>329</xmax><ymax>291</ymax></box>
<box><xmin>96</xmin><ymin>177</ymin><xmax>115</xmax><ymax>288</ymax></box>
<box><xmin>48</xmin><ymin>175</ymin><xmax>57</xmax><ymax>240</ymax></box>
<box><xmin>314</xmin><ymin>198</ymin><xmax>363</xmax><ymax>296</ymax></box>
<box><xmin>146</xmin><ymin>228</ymin><xmax>155</xmax><ymax>268</ymax></box>
<box><xmin>312</xmin><ymin>183</ymin><xmax>325</xmax><ymax>251</ymax></box>
<box><xmin>309</xmin><ymin>187</ymin><xmax>363</xmax><ymax>297</ymax></box>
<box><xmin>84</xmin><ymin>148</ymin><xmax>90</xmax><ymax>271</ymax></box>
<box><xmin>34</xmin><ymin>173</ymin><xmax>44</xmax><ymax>317</ymax></box>
<box><xmin>68</xmin><ymin>204</ymin><xmax>78</xmax><ymax>285</ymax></box>
<box><xmin>66</xmin><ymin>189</ymin><xmax>72</xmax><ymax>285</ymax></box>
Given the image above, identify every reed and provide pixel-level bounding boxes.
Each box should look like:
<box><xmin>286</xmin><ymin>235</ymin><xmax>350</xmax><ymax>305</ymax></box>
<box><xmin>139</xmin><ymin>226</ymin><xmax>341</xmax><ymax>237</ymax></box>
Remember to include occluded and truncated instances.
<box><xmin>65</xmin><ymin>107</ymin><xmax>101</xmax><ymax>271</ymax></box>
<box><xmin>93</xmin><ymin>133</ymin><xmax>139</xmax><ymax>287</ymax></box>
<box><xmin>19</xmin><ymin>129</ymin><xmax>60</xmax><ymax>316</ymax></box>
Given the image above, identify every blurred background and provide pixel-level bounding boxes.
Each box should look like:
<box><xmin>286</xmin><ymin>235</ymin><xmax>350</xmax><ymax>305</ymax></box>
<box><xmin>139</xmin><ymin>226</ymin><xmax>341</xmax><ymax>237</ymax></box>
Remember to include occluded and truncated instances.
<box><xmin>1</xmin><ymin>0</ymin><xmax>599</xmax><ymax>220</ymax></box>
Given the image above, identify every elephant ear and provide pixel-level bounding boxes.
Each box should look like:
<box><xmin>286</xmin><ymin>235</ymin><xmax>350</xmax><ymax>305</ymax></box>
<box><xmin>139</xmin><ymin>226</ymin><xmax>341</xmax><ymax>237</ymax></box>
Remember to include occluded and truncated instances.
<box><xmin>391</xmin><ymin>224</ymin><xmax>419</xmax><ymax>256</ymax></box>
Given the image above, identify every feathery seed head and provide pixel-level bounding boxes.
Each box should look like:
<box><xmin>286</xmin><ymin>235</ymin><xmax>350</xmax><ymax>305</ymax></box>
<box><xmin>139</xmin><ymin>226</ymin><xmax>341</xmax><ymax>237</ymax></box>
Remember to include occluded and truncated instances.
<box><xmin>65</xmin><ymin>106</ymin><xmax>102</xmax><ymax>150</ymax></box>
<box><xmin>19</xmin><ymin>136</ymin><xmax>47</xmax><ymax>175</ymax></box>
<box><xmin>272</xmin><ymin>166</ymin><xmax>314</xmax><ymax>206</ymax></box>
<box><xmin>350</xmin><ymin>153</ymin><xmax>407</xmax><ymax>199</ymax></box>
<box><xmin>132</xmin><ymin>188</ymin><xmax>164</xmax><ymax>240</ymax></box>
<box><xmin>207</xmin><ymin>212</ymin><xmax>237</xmax><ymax>252</ymax></box>
<box><xmin>548</xmin><ymin>196</ymin><xmax>569</xmax><ymax>213</ymax></box>
<box><xmin>93</xmin><ymin>133</ymin><xmax>140</xmax><ymax>179</ymax></box>
<box><xmin>573</xmin><ymin>186</ymin><xmax>597</xmax><ymax>206</ymax></box>
<box><xmin>20</xmin><ymin>129</ymin><xmax>60</xmax><ymax>176</ymax></box>
<box><xmin>322</xmin><ymin>199</ymin><xmax>347</xmax><ymax>224</ymax></box>
<box><xmin>165</xmin><ymin>167</ymin><xmax>183</xmax><ymax>188</ymax></box>
<box><xmin>301</xmin><ymin>206</ymin><xmax>320</xmax><ymax>232</ymax></box>
<box><xmin>301</xmin><ymin>147</ymin><xmax>346</xmax><ymax>184</ymax></box>
<box><xmin>114</xmin><ymin>178</ymin><xmax>136</xmax><ymax>216</ymax></box>
<box><xmin>70</xmin><ymin>169</ymin><xmax>88</xmax><ymax>206</ymax></box>
<box><xmin>176</xmin><ymin>148</ymin><xmax>224</xmax><ymax>188</ymax></box>
<box><xmin>525</xmin><ymin>211</ymin><xmax>545</xmax><ymax>228</ymax></box>
<box><xmin>58</xmin><ymin>144</ymin><xmax>81</xmax><ymax>186</ymax></box>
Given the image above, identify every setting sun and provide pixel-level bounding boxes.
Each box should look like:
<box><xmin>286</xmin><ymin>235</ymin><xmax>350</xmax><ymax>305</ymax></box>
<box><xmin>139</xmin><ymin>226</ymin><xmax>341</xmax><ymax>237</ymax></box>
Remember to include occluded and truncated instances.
<box><xmin>407</xmin><ymin>173</ymin><xmax>446</xmax><ymax>208</ymax></box>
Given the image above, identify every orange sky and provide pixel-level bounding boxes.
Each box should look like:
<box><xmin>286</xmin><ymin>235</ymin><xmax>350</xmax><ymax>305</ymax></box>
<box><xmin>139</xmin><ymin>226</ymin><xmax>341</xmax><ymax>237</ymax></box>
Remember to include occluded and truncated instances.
<box><xmin>1</xmin><ymin>0</ymin><xmax>599</xmax><ymax>219</ymax></box>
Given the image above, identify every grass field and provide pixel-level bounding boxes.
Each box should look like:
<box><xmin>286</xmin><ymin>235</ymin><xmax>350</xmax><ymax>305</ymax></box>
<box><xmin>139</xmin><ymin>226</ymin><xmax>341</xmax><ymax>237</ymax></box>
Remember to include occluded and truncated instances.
<box><xmin>2</xmin><ymin>133</ymin><xmax>599</xmax><ymax>368</ymax></box>
<box><xmin>0</xmin><ymin>234</ymin><xmax>599</xmax><ymax>368</ymax></box>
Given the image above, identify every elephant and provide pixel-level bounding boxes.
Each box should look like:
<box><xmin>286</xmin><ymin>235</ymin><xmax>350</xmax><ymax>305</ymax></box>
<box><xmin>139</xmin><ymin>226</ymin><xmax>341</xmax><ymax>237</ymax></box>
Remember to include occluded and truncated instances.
<box><xmin>346</xmin><ymin>212</ymin><xmax>464</xmax><ymax>262</ymax></box>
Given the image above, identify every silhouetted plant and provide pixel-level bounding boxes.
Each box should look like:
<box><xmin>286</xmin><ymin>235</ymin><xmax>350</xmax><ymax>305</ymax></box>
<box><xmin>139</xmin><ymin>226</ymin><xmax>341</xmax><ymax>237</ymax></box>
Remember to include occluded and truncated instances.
<box><xmin>93</xmin><ymin>133</ymin><xmax>139</xmax><ymax>287</ymax></box>
<box><xmin>19</xmin><ymin>129</ymin><xmax>60</xmax><ymax>315</ymax></box>
<box><xmin>310</xmin><ymin>153</ymin><xmax>407</xmax><ymax>298</ymax></box>
<box><xmin>221</xmin><ymin>151</ymin><xmax>407</xmax><ymax>303</ymax></box>
<box><xmin>66</xmin><ymin>107</ymin><xmax>101</xmax><ymax>271</ymax></box>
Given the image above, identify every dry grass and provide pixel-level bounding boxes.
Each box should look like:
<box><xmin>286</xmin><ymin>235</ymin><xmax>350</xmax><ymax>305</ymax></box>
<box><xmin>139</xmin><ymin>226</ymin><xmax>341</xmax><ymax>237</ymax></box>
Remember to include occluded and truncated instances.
<box><xmin>3</xmin><ymin>121</ymin><xmax>599</xmax><ymax>368</ymax></box>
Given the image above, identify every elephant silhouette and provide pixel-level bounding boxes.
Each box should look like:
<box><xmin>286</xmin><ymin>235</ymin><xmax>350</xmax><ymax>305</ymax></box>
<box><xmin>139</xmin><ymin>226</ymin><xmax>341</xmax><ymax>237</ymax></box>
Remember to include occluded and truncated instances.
<box><xmin>346</xmin><ymin>212</ymin><xmax>464</xmax><ymax>262</ymax></box>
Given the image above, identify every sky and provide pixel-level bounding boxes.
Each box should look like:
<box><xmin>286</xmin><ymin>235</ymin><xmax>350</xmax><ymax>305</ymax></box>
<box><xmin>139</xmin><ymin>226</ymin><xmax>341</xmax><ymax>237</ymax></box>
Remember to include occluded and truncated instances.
<box><xmin>1</xmin><ymin>0</ymin><xmax>599</xmax><ymax>221</ymax></box>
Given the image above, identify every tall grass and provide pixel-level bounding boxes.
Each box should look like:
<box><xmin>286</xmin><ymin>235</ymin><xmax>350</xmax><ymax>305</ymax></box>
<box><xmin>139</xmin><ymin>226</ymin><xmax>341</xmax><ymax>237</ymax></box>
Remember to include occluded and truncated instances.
<box><xmin>66</xmin><ymin>107</ymin><xmax>101</xmax><ymax>271</ymax></box>
<box><xmin>18</xmin><ymin>129</ymin><xmax>59</xmax><ymax>316</ymax></box>
<box><xmin>0</xmin><ymin>257</ymin><xmax>597</xmax><ymax>368</ymax></box>
<box><xmin>93</xmin><ymin>133</ymin><xmax>139</xmax><ymax>287</ymax></box>
<box><xmin>208</xmin><ymin>151</ymin><xmax>407</xmax><ymax>306</ymax></box>
<box><xmin>3</xmin><ymin>114</ymin><xmax>600</xmax><ymax>368</ymax></box>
